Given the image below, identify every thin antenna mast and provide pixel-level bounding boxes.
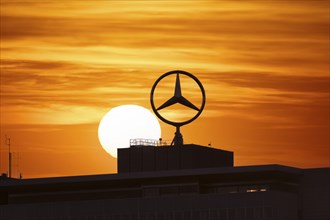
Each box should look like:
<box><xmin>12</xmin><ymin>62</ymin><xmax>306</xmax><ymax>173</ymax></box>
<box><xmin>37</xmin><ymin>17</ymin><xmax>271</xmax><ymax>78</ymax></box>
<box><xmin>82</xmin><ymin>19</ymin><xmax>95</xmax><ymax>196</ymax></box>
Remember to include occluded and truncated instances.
<box><xmin>5</xmin><ymin>135</ymin><xmax>12</xmax><ymax>178</ymax></box>
<box><xmin>17</xmin><ymin>152</ymin><xmax>20</xmax><ymax>179</ymax></box>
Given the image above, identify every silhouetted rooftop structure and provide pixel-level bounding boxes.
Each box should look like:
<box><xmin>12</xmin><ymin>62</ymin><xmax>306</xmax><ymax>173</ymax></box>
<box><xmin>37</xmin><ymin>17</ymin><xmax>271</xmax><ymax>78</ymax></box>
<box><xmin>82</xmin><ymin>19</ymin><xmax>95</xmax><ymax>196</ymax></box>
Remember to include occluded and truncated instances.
<box><xmin>118</xmin><ymin>144</ymin><xmax>233</xmax><ymax>173</ymax></box>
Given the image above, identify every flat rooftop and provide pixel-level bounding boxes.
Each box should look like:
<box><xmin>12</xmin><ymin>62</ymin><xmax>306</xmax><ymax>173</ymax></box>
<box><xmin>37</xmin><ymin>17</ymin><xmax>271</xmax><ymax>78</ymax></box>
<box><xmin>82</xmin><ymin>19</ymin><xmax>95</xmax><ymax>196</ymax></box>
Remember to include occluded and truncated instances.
<box><xmin>0</xmin><ymin>164</ymin><xmax>303</xmax><ymax>187</ymax></box>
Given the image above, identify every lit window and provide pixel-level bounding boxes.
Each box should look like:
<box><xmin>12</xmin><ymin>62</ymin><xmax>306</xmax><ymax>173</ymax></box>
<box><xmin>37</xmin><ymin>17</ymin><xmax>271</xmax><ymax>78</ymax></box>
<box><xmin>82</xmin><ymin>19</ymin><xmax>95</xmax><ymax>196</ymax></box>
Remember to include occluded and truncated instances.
<box><xmin>246</xmin><ymin>189</ymin><xmax>258</xmax><ymax>193</ymax></box>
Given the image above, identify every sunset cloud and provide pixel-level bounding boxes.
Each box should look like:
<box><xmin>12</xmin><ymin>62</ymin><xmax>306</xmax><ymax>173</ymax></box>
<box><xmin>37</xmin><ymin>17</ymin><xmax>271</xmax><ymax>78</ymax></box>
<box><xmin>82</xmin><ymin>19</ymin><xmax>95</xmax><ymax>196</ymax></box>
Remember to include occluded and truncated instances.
<box><xmin>0</xmin><ymin>0</ymin><xmax>328</xmax><ymax>177</ymax></box>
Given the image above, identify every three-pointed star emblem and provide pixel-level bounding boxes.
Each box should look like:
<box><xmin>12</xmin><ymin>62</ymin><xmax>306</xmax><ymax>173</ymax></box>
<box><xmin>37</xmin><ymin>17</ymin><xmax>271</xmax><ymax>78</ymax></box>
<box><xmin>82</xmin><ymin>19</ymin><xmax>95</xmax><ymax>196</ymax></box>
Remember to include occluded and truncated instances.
<box><xmin>157</xmin><ymin>73</ymin><xmax>200</xmax><ymax>111</ymax></box>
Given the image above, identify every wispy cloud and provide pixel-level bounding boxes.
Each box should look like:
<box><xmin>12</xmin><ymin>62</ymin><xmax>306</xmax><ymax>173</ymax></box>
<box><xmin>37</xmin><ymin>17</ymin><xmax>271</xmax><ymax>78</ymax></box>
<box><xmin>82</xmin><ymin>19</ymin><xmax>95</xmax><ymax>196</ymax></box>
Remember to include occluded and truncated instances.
<box><xmin>0</xmin><ymin>0</ymin><xmax>329</xmax><ymax>176</ymax></box>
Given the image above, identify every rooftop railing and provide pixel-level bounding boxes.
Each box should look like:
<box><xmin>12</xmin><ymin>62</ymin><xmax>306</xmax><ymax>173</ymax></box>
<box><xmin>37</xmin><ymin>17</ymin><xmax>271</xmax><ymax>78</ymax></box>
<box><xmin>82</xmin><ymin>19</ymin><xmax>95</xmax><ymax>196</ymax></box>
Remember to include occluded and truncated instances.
<box><xmin>130</xmin><ymin>138</ymin><xmax>173</xmax><ymax>147</ymax></box>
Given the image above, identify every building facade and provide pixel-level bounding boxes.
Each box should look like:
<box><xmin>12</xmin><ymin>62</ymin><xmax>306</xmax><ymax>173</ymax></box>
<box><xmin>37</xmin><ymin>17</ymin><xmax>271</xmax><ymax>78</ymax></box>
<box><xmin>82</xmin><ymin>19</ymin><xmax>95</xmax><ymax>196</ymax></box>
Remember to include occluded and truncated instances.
<box><xmin>0</xmin><ymin>145</ymin><xmax>329</xmax><ymax>220</ymax></box>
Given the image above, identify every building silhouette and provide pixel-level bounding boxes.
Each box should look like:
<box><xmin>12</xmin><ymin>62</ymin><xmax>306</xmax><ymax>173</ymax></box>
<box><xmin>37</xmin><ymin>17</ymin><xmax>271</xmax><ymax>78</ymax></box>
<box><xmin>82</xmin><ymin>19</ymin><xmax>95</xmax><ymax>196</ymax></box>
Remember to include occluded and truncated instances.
<box><xmin>0</xmin><ymin>142</ymin><xmax>329</xmax><ymax>220</ymax></box>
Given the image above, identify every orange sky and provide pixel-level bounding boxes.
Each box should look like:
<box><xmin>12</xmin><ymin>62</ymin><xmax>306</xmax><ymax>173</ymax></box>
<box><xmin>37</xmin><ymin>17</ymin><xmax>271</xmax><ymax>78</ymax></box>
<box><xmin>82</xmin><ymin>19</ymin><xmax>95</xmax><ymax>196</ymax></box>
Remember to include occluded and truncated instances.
<box><xmin>0</xmin><ymin>0</ymin><xmax>329</xmax><ymax>178</ymax></box>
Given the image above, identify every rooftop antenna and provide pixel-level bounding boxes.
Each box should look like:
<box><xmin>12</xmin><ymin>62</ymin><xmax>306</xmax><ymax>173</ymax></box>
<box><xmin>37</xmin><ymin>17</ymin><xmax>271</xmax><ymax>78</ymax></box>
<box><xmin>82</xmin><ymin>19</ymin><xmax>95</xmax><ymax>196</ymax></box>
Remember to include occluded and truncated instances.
<box><xmin>18</xmin><ymin>152</ymin><xmax>21</xmax><ymax>179</ymax></box>
<box><xmin>13</xmin><ymin>152</ymin><xmax>20</xmax><ymax>179</ymax></box>
<box><xmin>5</xmin><ymin>135</ymin><xmax>12</xmax><ymax>178</ymax></box>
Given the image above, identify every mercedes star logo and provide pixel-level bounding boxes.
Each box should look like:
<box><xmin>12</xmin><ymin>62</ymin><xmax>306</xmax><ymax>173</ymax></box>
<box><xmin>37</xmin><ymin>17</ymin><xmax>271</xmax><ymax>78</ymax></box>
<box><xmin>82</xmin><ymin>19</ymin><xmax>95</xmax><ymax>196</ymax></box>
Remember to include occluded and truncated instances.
<box><xmin>150</xmin><ymin>70</ymin><xmax>206</xmax><ymax>146</ymax></box>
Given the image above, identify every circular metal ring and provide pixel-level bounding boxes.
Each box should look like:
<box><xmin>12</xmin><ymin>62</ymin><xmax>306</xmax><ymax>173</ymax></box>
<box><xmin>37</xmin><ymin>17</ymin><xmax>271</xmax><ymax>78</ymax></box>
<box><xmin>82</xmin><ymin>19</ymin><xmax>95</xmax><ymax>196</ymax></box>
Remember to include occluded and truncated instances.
<box><xmin>150</xmin><ymin>70</ymin><xmax>206</xmax><ymax>127</ymax></box>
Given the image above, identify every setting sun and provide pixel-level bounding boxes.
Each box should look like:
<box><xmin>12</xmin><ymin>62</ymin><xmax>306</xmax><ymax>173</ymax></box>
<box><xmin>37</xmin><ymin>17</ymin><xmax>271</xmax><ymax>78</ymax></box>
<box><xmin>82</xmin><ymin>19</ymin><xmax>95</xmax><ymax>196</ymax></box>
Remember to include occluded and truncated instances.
<box><xmin>98</xmin><ymin>105</ymin><xmax>161</xmax><ymax>158</ymax></box>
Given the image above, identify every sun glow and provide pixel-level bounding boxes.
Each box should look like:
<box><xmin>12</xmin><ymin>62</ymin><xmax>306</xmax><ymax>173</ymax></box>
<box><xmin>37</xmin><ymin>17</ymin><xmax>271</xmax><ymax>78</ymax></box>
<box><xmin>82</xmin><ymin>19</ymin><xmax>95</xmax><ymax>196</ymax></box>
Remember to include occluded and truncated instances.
<box><xmin>98</xmin><ymin>105</ymin><xmax>161</xmax><ymax>158</ymax></box>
